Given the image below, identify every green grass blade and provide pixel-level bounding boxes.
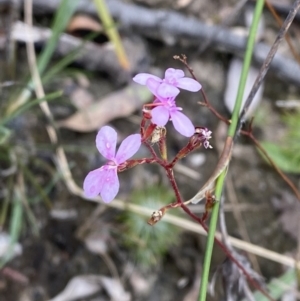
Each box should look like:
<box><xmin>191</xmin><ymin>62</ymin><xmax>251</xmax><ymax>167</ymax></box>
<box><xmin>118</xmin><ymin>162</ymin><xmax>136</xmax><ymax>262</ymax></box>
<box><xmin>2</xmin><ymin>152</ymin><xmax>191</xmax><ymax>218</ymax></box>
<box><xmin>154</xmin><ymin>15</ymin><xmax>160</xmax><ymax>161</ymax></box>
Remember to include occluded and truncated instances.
<box><xmin>1</xmin><ymin>91</ymin><xmax>62</xmax><ymax>126</ymax></box>
<box><xmin>198</xmin><ymin>1</ymin><xmax>265</xmax><ymax>300</ymax></box>
<box><xmin>21</xmin><ymin>164</ymin><xmax>52</xmax><ymax>209</ymax></box>
<box><xmin>30</xmin><ymin>171</ymin><xmax>61</xmax><ymax>205</ymax></box>
<box><xmin>37</xmin><ymin>0</ymin><xmax>80</xmax><ymax>75</ymax></box>
<box><xmin>93</xmin><ymin>0</ymin><xmax>129</xmax><ymax>69</ymax></box>
<box><xmin>42</xmin><ymin>32</ymin><xmax>99</xmax><ymax>84</ymax></box>
<box><xmin>0</xmin><ymin>177</ymin><xmax>13</xmax><ymax>228</ymax></box>
<box><xmin>0</xmin><ymin>195</ymin><xmax>23</xmax><ymax>268</ymax></box>
<box><xmin>0</xmin><ymin>126</ymin><xmax>11</xmax><ymax>145</ymax></box>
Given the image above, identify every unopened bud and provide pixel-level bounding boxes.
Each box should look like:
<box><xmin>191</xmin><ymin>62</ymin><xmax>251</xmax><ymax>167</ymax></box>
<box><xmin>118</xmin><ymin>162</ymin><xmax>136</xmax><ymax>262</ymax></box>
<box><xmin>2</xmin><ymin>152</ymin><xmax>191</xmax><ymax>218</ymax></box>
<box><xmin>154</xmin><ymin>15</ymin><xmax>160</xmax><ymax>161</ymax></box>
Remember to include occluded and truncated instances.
<box><xmin>147</xmin><ymin>208</ymin><xmax>166</xmax><ymax>226</ymax></box>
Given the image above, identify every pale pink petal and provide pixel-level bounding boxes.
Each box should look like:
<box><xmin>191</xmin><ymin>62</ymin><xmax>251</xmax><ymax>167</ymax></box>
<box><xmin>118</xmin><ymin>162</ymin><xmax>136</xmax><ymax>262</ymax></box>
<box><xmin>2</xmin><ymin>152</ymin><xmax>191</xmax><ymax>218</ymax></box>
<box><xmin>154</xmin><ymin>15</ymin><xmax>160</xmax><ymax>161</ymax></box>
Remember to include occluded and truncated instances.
<box><xmin>146</xmin><ymin>78</ymin><xmax>161</xmax><ymax>98</ymax></box>
<box><xmin>100</xmin><ymin>168</ymin><xmax>119</xmax><ymax>203</ymax></box>
<box><xmin>96</xmin><ymin>126</ymin><xmax>117</xmax><ymax>160</ymax></box>
<box><xmin>115</xmin><ymin>134</ymin><xmax>141</xmax><ymax>164</ymax></box>
<box><xmin>176</xmin><ymin>78</ymin><xmax>202</xmax><ymax>92</ymax></box>
<box><xmin>157</xmin><ymin>83</ymin><xmax>180</xmax><ymax>98</ymax></box>
<box><xmin>133</xmin><ymin>73</ymin><xmax>162</xmax><ymax>85</ymax></box>
<box><xmin>170</xmin><ymin>111</ymin><xmax>195</xmax><ymax>137</ymax></box>
<box><xmin>83</xmin><ymin>168</ymin><xmax>105</xmax><ymax>198</ymax></box>
<box><xmin>165</xmin><ymin>68</ymin><xmax>184</xmax><ymax>79</ymax></box>
<box><xmin>151</xmin><ymin>106</ymin><xmax>170</xmax><ymax>126</ymax></box>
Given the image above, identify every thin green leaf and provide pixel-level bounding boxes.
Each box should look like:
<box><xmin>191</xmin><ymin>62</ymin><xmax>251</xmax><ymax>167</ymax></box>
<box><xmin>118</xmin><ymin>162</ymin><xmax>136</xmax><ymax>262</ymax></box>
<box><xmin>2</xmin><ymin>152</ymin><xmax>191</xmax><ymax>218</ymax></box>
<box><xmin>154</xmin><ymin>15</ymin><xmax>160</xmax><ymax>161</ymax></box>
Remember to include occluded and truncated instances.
<box><xmin>21</xmin><ymin>164</ymin><xmax>52</xmax><ymax>209</ymax></box>
<box><xmin>0</xmin><ymin>195</ymin><xmax>23</xmax><ymax>268</ymax></box>
<box><xmin>42</xmin><ymin>31</ymin><xmax>99</xmax><ymax>84</ymax></box>
<box><xmin>7</xmin><ymin>0</ymin><xmax>80</xmax><ymax>115</ymax></box>
<box><xmin>0</xmin><ymin>177</ymin><xmax>12</xmax><ymax>228</ymax></box>
<box><xmin>0</xmin><ymin>126</ymin><xmax>11</xmax><ymax>145</ymax></box>
<box><xmin>1</xmin><ymin>91</ymin><xmax>62</xmax><ymax>126</ymax></box>
<box><xmin>198</xmin><ymin>1</ymin><xmax>265</xmax><ymax>300</ymax></box>
<box><xmin>37</xmin><ymin>0</ymin><xmax>81</xmax><ymax>75</ymax></box>
<box><xmin>30</xmin><ymin>171</ymin><xmax>61</xmax><ymax>205</ymax></box>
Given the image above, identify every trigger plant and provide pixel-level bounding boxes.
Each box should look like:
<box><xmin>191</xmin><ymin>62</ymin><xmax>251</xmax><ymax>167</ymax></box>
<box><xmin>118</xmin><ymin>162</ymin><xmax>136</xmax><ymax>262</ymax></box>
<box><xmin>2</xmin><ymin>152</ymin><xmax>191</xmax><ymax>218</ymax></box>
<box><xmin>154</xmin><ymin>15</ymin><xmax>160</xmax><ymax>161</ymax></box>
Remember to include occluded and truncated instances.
<box><xmin>83</xmin><ymin>68</ymin><xmax>212</xmax><ymax>207</ymax></box>
<box><xmin>83</xmin><ymin>60</ymin><xmax>279</xmax><ymax>301</ymax></box>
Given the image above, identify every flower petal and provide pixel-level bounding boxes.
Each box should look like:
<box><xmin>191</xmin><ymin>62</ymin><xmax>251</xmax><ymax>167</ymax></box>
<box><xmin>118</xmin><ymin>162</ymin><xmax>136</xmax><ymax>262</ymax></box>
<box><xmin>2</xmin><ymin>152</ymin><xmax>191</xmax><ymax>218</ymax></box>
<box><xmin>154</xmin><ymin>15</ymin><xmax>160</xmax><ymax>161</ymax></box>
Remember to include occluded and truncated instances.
<box><xmin>157</xmin><ymin>83</ymin><xmax>180</xmax><ymax>98</ymax></box>
<box><xmin>83</xmin><ymin>168</ymin><xmax>105</xmax><ymax>198</ymax></box>
<box><xmin>133</xmin><ymin>73</ymin><xmax>162</xmax><ymax>85</ymax></box>
<box><xmin>176</xmin><ymin>78</ymin><xmax>202</xmax><ymax>92</ymax></box>
<box><xmin>96</xmin><ymin>126</ymin><xmax>117</xmax><ymax>160</ymax></box>
<box><xmin>115</xmin><ymin>134</ymin><xmax>141</xmax><ymax>164</ymax></box>
<box><xmin>151</xmin><ymin>106</ymin><xmax>170</xmax><ymax>126</ymax></box>
<box><xmin>165</xmin><ymin>68</ymin><xmax>184</xmax><ymax>79</ymax></box>
<box><xmin>170</xmin><ymin>111</ymin><xmax>195</xmax><ymax>137</ymax></box>
<box><xmin>100</xmin><ymin>168</ymin><xmax>119</xmax><ymax>203</ymax></box>
<box><xmin>146</xmin><ymin>78</ymin><xmax>161</xmax><ymax>98</ymax></box>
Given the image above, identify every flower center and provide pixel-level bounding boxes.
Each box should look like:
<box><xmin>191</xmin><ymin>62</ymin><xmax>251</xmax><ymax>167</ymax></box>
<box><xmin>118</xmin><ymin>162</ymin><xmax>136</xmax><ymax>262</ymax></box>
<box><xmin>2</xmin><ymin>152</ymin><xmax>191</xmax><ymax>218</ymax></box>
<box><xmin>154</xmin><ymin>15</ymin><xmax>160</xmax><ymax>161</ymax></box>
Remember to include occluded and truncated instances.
<box><xmin>154</xmin><ymin>97</ymin><xmax>182</xmax><ymax>114</ymax></box>
<box><xmin>165</xmin><ymin>97</ymin><xmax>176</xmax><ymax>108</ymax></box>
<box><xmin>106</xmin><ymin>160</ymin><xmax>118</xmax><ymax>168</ymax></box>
<box><xmin>163</xmin><ymin>77</ymin><xmax>177</xmax><ymax>86</ymax></box>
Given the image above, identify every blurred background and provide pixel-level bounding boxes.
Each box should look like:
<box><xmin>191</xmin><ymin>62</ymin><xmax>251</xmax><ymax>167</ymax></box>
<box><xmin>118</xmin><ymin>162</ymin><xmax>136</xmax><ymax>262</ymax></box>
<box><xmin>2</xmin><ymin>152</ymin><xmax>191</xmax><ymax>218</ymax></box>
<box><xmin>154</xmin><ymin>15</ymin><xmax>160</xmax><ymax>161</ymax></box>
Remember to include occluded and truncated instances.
<box><xmin>0</xmin><ymin>0</ymin><xmax>300</xmax><ymax>300</ymax></box>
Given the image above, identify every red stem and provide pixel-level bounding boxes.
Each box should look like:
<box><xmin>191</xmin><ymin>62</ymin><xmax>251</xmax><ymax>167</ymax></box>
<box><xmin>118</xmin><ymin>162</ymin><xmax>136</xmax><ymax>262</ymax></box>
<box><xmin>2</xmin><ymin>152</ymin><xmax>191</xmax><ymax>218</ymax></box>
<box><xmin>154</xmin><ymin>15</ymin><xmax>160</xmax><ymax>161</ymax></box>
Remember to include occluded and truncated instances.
<box><xmin>180</xmin><ymin>203</ymin><xmax>276</xmax><ymax>301</ymax></box>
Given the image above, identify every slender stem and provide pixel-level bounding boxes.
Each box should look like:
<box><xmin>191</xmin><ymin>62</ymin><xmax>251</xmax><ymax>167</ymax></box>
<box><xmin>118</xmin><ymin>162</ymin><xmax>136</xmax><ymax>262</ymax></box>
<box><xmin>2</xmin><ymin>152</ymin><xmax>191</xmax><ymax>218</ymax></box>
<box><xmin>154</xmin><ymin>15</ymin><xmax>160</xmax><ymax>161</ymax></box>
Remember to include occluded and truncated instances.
<box><xmin>198</xmin><ymin>1</ymin><xmax>265</xmax><ymax>300</ymax></box>
<box><xmin>175</xmin><ymin>55</ymin><xmax>229</xmax><ymax>124</ymax></box>
<box><xmin>200</xmin><ymin>89</ymin><xmax>229</xmax><ymax>124</ymax></box>
<box><xmin>144</xmin><ymin>140</ymin><xmax>158</xmax><ymax>159</ymax></box>
<box><xmin>265</xmin><ymin>0</ymin><xmax>300</xmax><ymax>64</ymax></box>
<box><xmin>228</xmin><ymin>3</ymin><xmax>265</xmax><ymax>137</ymax></box>
<box><xmin>166</xmin><ymin>168</ymin><xmax>184</xmax><ymax>203</ymax></box>
<box><xmin>180</xmin><ymin>203</ymin><xmax>275</xmax><ymax>301</ymax></box>
<box><xmin>239</xmin><ymin>0</ymin><xmax>300</xmax><ymax>123</ymax></box>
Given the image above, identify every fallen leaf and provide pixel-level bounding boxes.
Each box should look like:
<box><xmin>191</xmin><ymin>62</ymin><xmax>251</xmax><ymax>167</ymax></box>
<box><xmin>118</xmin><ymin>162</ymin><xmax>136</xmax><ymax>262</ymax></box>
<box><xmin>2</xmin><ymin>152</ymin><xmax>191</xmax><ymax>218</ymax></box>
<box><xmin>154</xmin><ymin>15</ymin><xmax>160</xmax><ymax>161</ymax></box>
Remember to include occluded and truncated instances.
<box><xmin>67</xmin><ymin>15</ymin><xmax>102</xmax><ymax>33</ymax></box>
<box><xmin>48</xmin><ymin>275</ymin><xmax>101</xmax><ymax>301</ymax></box>
<box><xmin>101</xmin><ymin>277</ymin><xmax>131</xmax><ymax>301</ymax></box>
<box><xmin>1</xmin><ymin>267</ymin><xmax>29</xmax><ymax>285</ymax></box>
<box><xmin>48</xmin><ymin>275</ymin><xmax>131</xmax><ymax>301</ymax></box>
<box><xmin>70</xmin><ymin>88</ymin><xmax>95</xmax><ymax>110</ymax></box>
<box><xmin>84</xmin><ymin>229</ymin><xmax>109</xmax><ymax>255</ymax></box>
<box><xmin>224</xmin><ymin>57</ymin><xmax>264</xmax><ymax>118</ymax></box>
<box><xmin>58</xmin><ymin>84</ymin><xmax>152</xmax><ymax>132</ymax></box>
<box><xmin>124</xmin><ymin>264</ymin><xmax>152</xmax><ymax>296</ymax></box>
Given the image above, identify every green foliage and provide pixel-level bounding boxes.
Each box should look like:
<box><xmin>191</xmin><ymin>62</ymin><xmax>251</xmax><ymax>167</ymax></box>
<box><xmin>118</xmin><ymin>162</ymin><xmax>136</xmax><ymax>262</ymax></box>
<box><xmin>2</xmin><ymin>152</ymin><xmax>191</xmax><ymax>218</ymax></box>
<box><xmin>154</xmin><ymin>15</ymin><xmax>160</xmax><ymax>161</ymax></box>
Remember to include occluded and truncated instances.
<box><xmin>0</xmin><ymin>0</ymin><xmax>80</xmax><ymax>267</ymax></box>
<box><xmin>261</xmin><ymin>112</ymin><xmax>300</xmax><ymax>174</ymax></box>
<box><xmin>121</xmin><ymin>186</ymin><xmax>181</xmax><ymax>270</ymax></box>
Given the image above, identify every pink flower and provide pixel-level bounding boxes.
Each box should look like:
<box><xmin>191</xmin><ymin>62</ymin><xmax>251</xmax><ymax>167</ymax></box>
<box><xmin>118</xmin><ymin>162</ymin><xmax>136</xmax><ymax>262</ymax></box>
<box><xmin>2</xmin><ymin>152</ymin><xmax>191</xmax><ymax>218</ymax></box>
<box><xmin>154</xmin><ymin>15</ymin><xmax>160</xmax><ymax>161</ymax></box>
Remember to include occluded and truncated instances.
<box><xmin>83</xmin><ymin>126</ymin><xmax>141</xmax><ymax>203</ymax></box>
<box><xmin>146</xmin><ymin>78</ymin><xmax>195</xmax><ymax>137</ymax></box>
<box><xmin>198</xmin><ymin>127</ymin><xmax>213</xmax><ymax>149</ymax></box>
<box><xmin>133</xmin><ymin>68</ymin><xmax>201</xmax><ymax>98</ymax></box>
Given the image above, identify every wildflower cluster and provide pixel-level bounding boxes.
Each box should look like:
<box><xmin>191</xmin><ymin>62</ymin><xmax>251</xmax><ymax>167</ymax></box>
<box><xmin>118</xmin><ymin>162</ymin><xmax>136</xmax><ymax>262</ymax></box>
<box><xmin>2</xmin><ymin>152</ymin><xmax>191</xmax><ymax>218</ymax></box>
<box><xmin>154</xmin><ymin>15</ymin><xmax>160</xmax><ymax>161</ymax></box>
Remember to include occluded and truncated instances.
<box><xmin>133</xmin><ymin>68</ymin><xmax>201</xmax><ymax>137</ymax></box>
<box><xmin>83</xmin><ymin>68</ymin><xmax>212</xmax><ymax>203</ymax></box>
